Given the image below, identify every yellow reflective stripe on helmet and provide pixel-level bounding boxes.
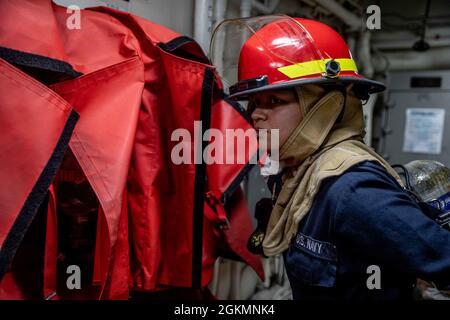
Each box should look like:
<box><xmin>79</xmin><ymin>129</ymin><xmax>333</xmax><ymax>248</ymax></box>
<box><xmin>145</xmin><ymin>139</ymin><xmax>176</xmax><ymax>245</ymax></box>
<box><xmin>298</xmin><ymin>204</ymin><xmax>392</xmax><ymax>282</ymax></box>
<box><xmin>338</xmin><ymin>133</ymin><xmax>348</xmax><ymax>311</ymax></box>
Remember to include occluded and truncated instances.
<box><xmin>277</xmin><ymin>58</ymin><xmax>358</xmax><ymax>79</ymax></box>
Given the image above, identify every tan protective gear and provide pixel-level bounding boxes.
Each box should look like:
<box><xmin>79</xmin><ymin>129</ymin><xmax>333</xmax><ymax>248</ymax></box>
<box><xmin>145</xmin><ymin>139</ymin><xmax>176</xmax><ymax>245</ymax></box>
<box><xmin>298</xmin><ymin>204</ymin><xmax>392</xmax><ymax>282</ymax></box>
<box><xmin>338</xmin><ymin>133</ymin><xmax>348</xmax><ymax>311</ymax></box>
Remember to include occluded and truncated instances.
<box><xmin>262</xmin><ymin>86</ymin><xmax>403</xmax><ymax>256</ymax></box>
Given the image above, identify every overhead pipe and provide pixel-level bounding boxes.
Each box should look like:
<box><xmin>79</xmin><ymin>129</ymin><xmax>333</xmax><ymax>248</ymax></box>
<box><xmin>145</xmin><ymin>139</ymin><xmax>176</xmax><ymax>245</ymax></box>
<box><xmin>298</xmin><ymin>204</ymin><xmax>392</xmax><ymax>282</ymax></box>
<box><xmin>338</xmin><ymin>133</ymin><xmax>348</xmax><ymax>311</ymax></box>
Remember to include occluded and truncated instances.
<box><xmin>240</xmin><ymin>0</ymin><xmax>281</xmax><ymax>18</ymax></box>
<box><xmin>373</xmin><ymin>38</ymin><xmax>450</xmax><ymax>50</ymax></box>
<box><xmin>372</xmin><ymin>47</ymin><xmax>450</xmax><ymax>71</ymax></box>
<box><xmin>312</xmin><ymin>0</ymin><xmax>363</xmax><ymax>30</ymax></box>
<box><xmin>252</xmin><ymin>0</ymin><xmax>280</xmax><ymax>14</ymax></box>
<box><xmin>372</xmin><ymin>27</ymin><xmax>450</xmax><ymax>50</ymax></box>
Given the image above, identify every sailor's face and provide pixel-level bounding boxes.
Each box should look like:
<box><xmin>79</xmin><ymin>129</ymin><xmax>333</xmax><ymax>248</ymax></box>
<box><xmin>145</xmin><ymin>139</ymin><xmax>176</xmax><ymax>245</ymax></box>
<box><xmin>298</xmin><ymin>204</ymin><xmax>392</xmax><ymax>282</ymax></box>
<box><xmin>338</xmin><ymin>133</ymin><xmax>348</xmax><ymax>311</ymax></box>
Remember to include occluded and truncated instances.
<box><xmin>250</xmin><ymin>89</ymin><xmax>302</xmax><ymax>153</ymax></box>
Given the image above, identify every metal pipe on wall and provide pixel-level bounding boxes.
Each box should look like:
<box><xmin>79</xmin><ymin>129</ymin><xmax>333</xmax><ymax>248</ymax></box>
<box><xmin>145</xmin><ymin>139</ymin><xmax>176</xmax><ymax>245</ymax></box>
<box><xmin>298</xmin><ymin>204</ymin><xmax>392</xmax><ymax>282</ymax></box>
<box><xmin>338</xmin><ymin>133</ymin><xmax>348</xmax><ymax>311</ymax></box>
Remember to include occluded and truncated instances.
<box><xmin>358</xmin><ymin>31</ymin><xmax>374</xmax><ymax>78</ymax></box>
<box><xmin>362</xmin><ymin>93</ymin><xmax>378</xmax><ymax>147</ymax></box>
<box><xmin>347</xmin><ymin>34</ymin><xmax>357</xmax><ymax>57</ymax></box>
<box><xmin>241</xmin><ymin>0</ymin><xmax>252</xmax><ymax>17</ymax></box>
<box><xmin>194</xmin><ymin>0</ymin><xmax>213</xmax><ymax>54</ymax></box>
<box><xmin>214</xmin><ymin>0</ymin><xmax>228</xmax><ymax>24</ymax></box>
<box><xmin>212</xmin><ymin>0</ymin><xmax>228</xmax><ymax>72</ymax></box>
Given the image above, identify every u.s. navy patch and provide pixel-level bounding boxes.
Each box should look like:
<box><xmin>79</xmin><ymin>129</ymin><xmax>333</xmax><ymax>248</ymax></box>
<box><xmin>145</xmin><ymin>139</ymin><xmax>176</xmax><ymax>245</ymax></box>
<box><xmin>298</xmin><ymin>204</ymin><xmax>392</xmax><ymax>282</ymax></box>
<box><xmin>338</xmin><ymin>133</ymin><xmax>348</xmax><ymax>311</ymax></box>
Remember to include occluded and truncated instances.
<box><xmin>293</xmin><ymin>233</ymin><xmax>337</xmax><ymax>261</ymax></box>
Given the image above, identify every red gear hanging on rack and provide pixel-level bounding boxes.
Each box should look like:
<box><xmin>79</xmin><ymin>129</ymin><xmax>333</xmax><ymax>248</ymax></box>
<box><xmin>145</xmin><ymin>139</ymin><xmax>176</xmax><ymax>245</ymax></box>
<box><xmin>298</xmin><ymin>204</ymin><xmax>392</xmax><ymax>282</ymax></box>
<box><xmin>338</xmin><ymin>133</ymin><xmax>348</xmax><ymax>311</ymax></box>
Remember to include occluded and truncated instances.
<box><xmin>0</xmin><ymin>0</ymin><xmax>262</xmax><ymax>300</ymax></box>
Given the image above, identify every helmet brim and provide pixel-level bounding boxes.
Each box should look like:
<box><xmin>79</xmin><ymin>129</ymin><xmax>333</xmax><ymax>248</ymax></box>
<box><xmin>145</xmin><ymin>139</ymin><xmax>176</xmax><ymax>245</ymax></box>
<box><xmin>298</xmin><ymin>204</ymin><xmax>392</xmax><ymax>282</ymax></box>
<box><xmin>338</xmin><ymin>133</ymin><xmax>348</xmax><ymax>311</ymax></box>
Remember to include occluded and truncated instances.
<box><xmin>228</xmin><ymin>76</ymin><xmax>386</xmax><ymax>101</ymax></box>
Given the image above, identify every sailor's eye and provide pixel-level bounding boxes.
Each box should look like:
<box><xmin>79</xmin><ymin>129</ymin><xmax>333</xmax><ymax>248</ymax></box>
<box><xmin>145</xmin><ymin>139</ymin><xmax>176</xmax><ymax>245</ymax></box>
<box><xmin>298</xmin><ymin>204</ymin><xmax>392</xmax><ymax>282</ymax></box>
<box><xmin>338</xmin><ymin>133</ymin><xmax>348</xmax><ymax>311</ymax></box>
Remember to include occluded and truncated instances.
<box><xmin>270</xmin><ymin>97</ymin><xmax>283</xmax><ymax>105</ymax></box>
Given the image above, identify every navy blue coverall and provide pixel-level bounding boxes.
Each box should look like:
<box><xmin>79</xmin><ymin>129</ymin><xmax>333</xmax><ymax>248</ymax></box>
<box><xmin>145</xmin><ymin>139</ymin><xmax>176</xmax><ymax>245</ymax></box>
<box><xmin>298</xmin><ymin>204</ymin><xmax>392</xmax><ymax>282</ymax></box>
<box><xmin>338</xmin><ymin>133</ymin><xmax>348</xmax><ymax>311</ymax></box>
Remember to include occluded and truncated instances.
<box><xmin>281</xmin><ymin>160</ymin><xmax>450</xmax><ymax>300</ymax></box>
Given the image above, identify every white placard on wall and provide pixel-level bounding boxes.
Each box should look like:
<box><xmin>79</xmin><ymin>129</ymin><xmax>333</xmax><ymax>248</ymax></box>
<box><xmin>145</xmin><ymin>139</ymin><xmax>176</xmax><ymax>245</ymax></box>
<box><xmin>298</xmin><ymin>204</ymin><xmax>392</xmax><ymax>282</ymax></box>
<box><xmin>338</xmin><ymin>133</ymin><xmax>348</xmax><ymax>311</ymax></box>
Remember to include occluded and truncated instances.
<box><xmin>403</xmin><ymin>108</ymin><xmax>445</xmax><ymax>154</ymax></box>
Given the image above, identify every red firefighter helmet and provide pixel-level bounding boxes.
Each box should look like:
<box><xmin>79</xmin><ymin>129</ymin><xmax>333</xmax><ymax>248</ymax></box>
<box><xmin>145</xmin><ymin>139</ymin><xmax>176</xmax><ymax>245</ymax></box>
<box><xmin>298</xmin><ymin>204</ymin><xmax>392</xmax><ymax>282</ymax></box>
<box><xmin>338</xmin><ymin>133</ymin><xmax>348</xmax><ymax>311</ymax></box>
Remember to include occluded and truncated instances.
<box><xmin>210</xmin><ymin>15</ymin><xmax>385</xmax><ymax>100</ymax></box>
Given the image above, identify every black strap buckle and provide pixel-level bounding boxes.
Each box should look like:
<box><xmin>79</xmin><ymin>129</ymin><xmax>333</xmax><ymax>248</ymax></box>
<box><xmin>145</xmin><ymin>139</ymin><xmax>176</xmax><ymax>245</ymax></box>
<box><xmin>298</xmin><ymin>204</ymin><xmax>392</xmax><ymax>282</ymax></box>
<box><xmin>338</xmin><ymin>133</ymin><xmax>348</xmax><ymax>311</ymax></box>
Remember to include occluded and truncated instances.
<box><xmin>229</xmin><ymin>75</ymin><xmax>269</xmax><ymax>96</ymax></box>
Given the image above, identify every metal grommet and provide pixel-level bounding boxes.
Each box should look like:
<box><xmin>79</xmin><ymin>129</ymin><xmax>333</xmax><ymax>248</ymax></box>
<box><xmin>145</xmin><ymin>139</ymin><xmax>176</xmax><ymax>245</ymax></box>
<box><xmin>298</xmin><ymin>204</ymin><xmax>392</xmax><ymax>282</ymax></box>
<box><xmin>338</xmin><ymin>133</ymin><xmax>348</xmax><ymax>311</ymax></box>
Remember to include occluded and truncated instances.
<box><xmin>325</xmin><ymin>60</ymin><xmax>341</xmax><ymax>78</ymax></box>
